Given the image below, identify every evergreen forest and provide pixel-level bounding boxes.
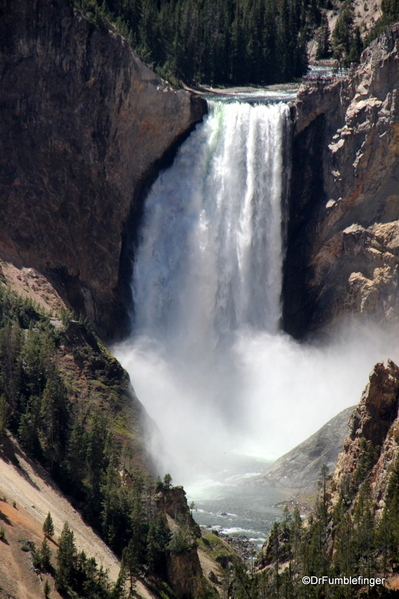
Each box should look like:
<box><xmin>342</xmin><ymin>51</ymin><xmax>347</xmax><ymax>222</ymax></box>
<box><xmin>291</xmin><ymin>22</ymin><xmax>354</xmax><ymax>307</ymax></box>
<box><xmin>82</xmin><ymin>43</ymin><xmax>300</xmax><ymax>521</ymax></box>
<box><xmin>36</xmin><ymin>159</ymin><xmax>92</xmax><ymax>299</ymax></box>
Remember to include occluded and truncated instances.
<box><xmin>0</xmin><ymin>286</ymin><xmax>212</xmax><ymax>598</ymax></box>
<box><xmin>71</xmin><ymin>0</ymin><xmax>399</xmax><ymax>85</ymax></box>
<box><xmin>239</xmin><ymin>455</ymin><xmax>399</xmax><ymax>598</ymax></box>
<box><xmin>73</xmin><ymin>0</ymin><xmax>320</xmax><ymax>85</ymax></box>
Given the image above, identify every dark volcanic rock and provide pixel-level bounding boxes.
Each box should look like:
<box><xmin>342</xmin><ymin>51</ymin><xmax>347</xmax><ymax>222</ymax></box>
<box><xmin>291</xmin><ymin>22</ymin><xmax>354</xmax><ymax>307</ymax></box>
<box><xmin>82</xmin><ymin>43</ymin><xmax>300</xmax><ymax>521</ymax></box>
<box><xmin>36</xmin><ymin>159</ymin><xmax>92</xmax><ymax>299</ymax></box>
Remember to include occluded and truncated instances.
<box><xmin>0</xmin><ymin>0</ymin><xmax>206</xmax><ymax>338</ymax></box>
<box><xmin>254</xmin><ymin>406</ymin><xmax>354</xmax><ymax>490</ymax></box>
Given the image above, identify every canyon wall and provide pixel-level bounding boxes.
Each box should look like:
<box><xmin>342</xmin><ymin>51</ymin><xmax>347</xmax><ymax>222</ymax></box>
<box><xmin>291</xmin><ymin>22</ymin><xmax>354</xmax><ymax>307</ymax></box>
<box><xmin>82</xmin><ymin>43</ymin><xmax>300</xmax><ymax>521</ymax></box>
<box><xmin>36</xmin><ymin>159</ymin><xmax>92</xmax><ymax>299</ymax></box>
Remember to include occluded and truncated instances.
<box><xmin>284</xmin><ymin>25</ymin><xmax>399</xmax><ymax>339</ymax></box>
<box><xmin>0</xmin><ymin>0</ymin><xmax>206</xmax><ymax>339</ymax></box>
<box><xmin>254</xmin><ymin>406</ymin><xmax>354</xmax><ymax>491</ymax></box>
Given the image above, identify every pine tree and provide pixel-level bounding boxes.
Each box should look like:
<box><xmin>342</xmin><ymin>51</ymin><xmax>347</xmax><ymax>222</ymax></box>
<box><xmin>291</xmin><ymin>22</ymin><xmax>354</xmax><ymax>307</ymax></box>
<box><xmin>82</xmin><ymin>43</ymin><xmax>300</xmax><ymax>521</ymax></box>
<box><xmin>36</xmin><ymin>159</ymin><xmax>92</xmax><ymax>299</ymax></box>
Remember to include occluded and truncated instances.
<box><xmin>111</xmin><ymin>567</ymin><xmax>127</xmax><ymax>599</ymax></box>
<box><xmin>263</xmin><ymin>4</ymin><xmax>277</xmax><ymax>83</ymax></box>
<box><xmin>333</xmin><ymin>513</ymin><xmax>354</xmax><ymax>575</ymax></box>
<box><xmin>332</xmin><ymin>0</ymin><xmax>355</xmax><ymax>64</ymax></box>
<box><xmin>348</xmin><ymin>26</ymin><xmax>363</xmax><ymax>63</ymax></box>
<box><xmin>43</xmin><ymin>512</ymin><xmax>55</xmax><ymax>538</ymax></box>
<box><xmin>376</xmin><ymin>510</ymin><xmax>394</xmax><ymax>575</ymax></box>
<box><xmin>121</xmin><ymin>539</ymin><xmax>139</xmax><ymax>596</ymax></box>
<box><xmin>316</xmin><ymin>14</ymin><xmax>331</xmax><ymax>59</ymax></box>
<box><xmin>18</xmin><ymin>395</ymin><xmax>42</xmax><ymax>457</ymax></box>
<box><xmin>44</xmin><ymin>579</ymin><xmax>51</xmax><ymax>599</ymax></box>
<box><xmin>0</xmin><ymin>394</ymin><xmax>8</xmax><ymax>436</ymax></box>
<box><xmin>56</xmin><ymin>522</ymin><xmax>76</xmax><ymax>592</ymax></box>
<box><xmin>152</xmin><ymin>512</ymin><xmax>170</xmax><ymax>576</ymax></box>
<box><xmin>41</xmin><ymin>536</ymin><xmax>52</xmax><ymax>571</ymax></box>
<box><xmin>352</xmin><ymin>483</ymin><xmax>375</xmax><ymax>576</ymax></box>
<box><xmin>163</xmin><ymin>473</ymin><xmax>172</xmax><ymax>489</ymax></box>
<box><xmin>146</xmin><ymin>522</ymin><xmax>157</xmax><ymax>575</ymax></box>
<box><xmin>0</xmin><ymin>323</ymin><xmax>22</xmax><ymax>416</ymax></box>
<box><xmin>40</xmin><ymin>372</ymin><xmax>70</xmax><ymax>470</ymax></box>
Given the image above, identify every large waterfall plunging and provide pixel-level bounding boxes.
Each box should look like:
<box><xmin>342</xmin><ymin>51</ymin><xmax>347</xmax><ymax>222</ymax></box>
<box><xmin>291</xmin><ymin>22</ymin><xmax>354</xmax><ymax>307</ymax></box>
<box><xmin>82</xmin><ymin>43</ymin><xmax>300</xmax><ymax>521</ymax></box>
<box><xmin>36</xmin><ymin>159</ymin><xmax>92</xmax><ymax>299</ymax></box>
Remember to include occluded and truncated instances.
<box><xmin>134</xmin><ymin>101</ymin><xmax>288</xmax><ymax>351</ymax></box>
<box><xmin>115</xmin><ymin>99</ymin><xmax>394</xmax><ymax>487</ymax></box>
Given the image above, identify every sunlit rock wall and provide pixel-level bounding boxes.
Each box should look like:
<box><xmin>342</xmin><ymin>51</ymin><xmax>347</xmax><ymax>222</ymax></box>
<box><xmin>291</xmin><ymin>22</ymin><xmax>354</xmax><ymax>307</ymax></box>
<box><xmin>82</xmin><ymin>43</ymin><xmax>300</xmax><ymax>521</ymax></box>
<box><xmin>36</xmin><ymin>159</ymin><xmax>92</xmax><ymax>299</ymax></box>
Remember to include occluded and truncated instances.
<box><xmin>284</xmin><ymin>25</ymin><xmax>399</xmax><ymax>339</ymax></box>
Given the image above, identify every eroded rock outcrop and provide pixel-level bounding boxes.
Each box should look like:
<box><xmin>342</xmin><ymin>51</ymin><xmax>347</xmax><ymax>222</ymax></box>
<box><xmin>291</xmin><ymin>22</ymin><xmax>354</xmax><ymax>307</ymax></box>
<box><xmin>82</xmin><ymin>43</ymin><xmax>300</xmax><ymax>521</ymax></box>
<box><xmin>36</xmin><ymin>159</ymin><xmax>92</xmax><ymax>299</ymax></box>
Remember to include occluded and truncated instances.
<box><xmin>157</xmin><ymin>486</ymin><xmax>204</xmax><ymax>599</ymax></box>
<box><xmin>284</xmin><ymin>25</ymin><xmax>399</xmax><ymax>338</ymax></box>
<box><xmin>331</xmin><ymin>360</ymin><xmax>399</xmax><ymax>508</ymax></box>
<box><xmin>0</xmin><ymin>0</ymin><xmax>206</xmax><ymax>338</ymax></box>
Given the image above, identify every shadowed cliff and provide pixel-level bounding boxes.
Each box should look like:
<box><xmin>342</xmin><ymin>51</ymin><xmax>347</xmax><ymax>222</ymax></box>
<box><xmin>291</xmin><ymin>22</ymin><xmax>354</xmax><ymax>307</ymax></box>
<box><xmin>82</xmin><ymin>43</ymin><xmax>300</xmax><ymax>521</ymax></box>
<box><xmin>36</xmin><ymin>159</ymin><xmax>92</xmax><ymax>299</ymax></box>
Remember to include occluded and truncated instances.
<box><xmin>0</xmin><ymin>0</ymin><xmax>207</xmax><ymax>339</ymax></box>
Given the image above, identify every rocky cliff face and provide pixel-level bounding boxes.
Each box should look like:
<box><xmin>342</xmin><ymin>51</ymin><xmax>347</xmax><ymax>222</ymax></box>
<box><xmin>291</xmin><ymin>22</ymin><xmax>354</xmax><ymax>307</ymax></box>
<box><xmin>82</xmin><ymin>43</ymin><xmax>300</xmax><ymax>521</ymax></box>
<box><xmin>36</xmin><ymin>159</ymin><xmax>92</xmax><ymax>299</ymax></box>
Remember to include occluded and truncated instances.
<box><xmin>331</xmin><ymin>360</ymin><xmax>399</xmax><ymax>508</ymax></box>
<box><xmin>284</xmin><ymin>25</ymin><xmax>399</xmax><ymax>338</ymax></box>
<box><xmin>157</xmin><ymin>487</ymin><xmax>209</xmax><ymax>599</ymax></box>
<box><xmin>0</xmin><ymin>0</ymin><xmax>206</xmax><ymax>339</ymax></box>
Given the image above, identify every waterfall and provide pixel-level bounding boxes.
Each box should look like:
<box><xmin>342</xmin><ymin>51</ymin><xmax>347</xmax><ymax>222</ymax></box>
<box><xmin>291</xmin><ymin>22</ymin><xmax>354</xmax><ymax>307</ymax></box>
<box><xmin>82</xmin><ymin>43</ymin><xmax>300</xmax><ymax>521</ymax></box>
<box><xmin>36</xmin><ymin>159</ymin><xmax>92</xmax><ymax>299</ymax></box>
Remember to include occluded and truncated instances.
<box><xmin>133</xmin><ymin>101</ymin><xmax>290</xmax><ymax>351</ymax></box>
<box><xmin>115</xmin><ymin>98</ymin><xmax>394</xmax><ymax>485</ymax></box>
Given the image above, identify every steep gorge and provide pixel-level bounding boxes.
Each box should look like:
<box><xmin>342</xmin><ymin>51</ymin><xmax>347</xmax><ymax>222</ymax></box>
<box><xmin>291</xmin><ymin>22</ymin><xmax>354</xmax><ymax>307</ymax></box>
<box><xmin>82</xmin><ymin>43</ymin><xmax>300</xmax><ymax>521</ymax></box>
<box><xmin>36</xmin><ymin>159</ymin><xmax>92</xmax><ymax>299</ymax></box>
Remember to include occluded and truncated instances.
<box><xmin>3</xmin><ymin>0</ymin><xmax>399</xmax><ymax>344</ymax></box>
<box><xmin>5</xmin><ymin>2</ymin><xmax>399</xmax><ymax>596</ymax></box>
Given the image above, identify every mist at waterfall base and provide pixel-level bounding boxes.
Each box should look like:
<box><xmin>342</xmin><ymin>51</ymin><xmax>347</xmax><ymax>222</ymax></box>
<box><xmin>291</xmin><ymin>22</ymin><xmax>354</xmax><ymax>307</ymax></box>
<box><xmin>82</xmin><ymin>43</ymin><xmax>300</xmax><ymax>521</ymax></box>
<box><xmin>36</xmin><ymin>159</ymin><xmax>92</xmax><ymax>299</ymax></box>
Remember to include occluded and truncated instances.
<box><xmin>114</xmin><ymin>99</ymin><xmax>399</xmax><ymax>541</ymax></box>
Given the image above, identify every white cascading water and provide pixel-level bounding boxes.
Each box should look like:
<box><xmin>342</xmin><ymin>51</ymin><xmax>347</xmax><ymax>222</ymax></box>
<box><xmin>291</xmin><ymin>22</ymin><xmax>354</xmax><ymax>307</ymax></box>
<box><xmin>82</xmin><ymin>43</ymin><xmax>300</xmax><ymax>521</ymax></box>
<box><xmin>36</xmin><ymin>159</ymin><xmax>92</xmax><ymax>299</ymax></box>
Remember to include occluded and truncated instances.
<box><xmin>115</xmin><ymin>100</ymin><xmax>398</xmax><ymax>487</ymax></box>
<box><xmin>134</xmin><ymin>101</ymin><xmax>288</xmax><ymax>346</ymax></box>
